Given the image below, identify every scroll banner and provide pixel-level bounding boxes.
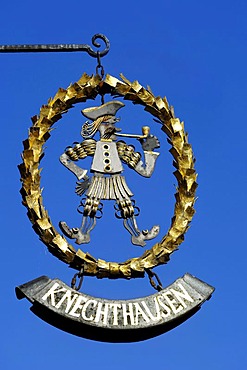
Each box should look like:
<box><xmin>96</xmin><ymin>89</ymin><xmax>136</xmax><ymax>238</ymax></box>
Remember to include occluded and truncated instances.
<box><xmin>16</xmin><ymin>274</ymin><xmax>214</xmax><ymax>342</ymax></box>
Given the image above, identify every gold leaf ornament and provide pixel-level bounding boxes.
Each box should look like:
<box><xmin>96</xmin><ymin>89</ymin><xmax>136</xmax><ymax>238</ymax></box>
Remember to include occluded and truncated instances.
<box><xmin>19</xmin><ymin>74</ymin><xmax>197</xmax><ymax>279</ymax></box>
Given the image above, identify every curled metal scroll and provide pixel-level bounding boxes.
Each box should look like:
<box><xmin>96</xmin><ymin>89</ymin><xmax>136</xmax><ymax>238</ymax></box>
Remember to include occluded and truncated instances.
<box><xmin>0</xmin><ymin>33</ymin><xmax>110</xmax><ymax>58</ymax></box>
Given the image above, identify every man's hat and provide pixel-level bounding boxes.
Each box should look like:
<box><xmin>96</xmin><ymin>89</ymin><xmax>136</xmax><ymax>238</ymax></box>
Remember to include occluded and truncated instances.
<box><xmin>81</xmin><ymin>100</ymin><xmax>125</xmax><ymax>120</ymax></box>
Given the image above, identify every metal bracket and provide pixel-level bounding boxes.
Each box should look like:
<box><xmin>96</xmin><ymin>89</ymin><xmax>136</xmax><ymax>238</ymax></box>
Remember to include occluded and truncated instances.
<box><xmin>0</xmin><ymin>33</ymin><xmax>110</xmax><ymax>58</ymax></box>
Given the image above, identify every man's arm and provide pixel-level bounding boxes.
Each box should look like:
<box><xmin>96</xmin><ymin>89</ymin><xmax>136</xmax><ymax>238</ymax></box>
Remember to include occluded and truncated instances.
<box><xmin>60</xmin><ymin>153</ymin><xmax>88</xmax><ymax>180</ymax></box>
<box><xmin>134</xmin><ymin>135</ymin><xmax>160</xmax><ymax>178</ymax></box>
<box><xmin>134</xmin><ymin>151</ymin><xmax>160</xmax><ymax>177</ymax></box>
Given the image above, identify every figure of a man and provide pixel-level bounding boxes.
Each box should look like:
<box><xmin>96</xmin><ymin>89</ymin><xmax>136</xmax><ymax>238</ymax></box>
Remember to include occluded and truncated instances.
<box><xmin>59</xmin><ymin>101</ymin><xmax>160</xmax><ymax>247</ymax></box>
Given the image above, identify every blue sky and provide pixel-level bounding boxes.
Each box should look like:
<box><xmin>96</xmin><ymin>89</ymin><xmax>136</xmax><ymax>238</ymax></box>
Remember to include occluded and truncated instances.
<box><xmin>1</xmin><ymin>1</ymin><xmax>247</xmax><ymax>369</ymax></box>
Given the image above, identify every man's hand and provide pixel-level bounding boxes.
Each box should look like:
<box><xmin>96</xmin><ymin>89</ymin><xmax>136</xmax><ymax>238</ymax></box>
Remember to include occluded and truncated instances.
<box><xmin>75</xmin><ymin>176</ymin><xmax>91</xmax><ymax>196</ymax></box>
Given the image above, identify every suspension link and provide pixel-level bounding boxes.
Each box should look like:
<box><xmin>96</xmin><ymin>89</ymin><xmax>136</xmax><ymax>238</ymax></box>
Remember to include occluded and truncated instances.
<box><xmin>146</xmin><ymin>269</ymin><xmax>163</xmax><ymax>291</ymax></box>
<box><xmin>71</xmin><ymin>266</ymin><xmax>84</xmax><ymax>291</ymax></box>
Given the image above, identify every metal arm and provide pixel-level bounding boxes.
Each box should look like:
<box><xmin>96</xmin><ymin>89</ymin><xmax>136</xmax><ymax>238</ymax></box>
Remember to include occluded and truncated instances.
<box><xmin>134</xmin><ymin>151</ymin><xmax>160</xmax><ymax>177</ymax></box>
<box><xmin>60</xmin><ymin>153</ymin><xmax>88</xmax><ymax>180</ymax></box>
<box><xmin>0</xmin><ymin>33</ymin><xmax>110</xmax><ymax>58</ymax></box>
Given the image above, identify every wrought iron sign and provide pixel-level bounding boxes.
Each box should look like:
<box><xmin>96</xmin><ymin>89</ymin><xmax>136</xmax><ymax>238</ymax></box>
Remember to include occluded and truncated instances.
<box><xmin>1</xmin><ymin>34</ymin><xmax>214</xmax><ymax>342</ymax></box>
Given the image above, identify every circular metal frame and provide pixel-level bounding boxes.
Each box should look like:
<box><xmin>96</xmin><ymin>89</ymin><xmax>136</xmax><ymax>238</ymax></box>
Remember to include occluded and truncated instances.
<box><xmin>19</xmin><ymin>73</ymin><xmax>197</xmax><ymax>279</ymax></box>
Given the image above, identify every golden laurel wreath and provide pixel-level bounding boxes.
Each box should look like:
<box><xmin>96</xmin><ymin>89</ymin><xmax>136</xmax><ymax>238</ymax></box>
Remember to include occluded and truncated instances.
<box><xmin>19</xmin><ymin>73</ymin><xmax>197</xmax><ymax>279</ymax></box>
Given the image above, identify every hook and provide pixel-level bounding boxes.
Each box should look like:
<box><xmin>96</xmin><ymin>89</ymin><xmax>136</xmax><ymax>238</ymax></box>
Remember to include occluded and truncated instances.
<box><xmin>90</xmin><ymin>34</ymin><xmax>110</xmax><ymax>57</ymax></box>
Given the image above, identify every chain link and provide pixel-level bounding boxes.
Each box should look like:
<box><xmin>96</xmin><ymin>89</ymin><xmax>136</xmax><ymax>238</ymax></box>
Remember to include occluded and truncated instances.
<box><xmin>96</xmin><ymin>51</ymin><xmax>105</xmax><ymax>104</ymax></box>
<box><xmin>146</xmin><ymin>269</ymin><xmax>163</xmax><ymax>291</ymax></box>
<box><xmin>71</xmin><ymin>265</ymin><xmax>84</xmax><ymax>291</ymax></box>
<box><xmin>96</xmin><ymin>51</ymin><xmax>105</xmax><ymax>78</ymax></box>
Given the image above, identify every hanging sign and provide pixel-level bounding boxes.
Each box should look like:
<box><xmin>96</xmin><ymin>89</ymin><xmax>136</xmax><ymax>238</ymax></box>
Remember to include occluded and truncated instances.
<box><xmin>1</xmin><ymin>34</ymin><xmax>214</xmax><ymax>341</ymax></box>
<box><xmin>16</xmin><ymin>274</ymin><xmax>213</xmax><ymax>342</ymax></box>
